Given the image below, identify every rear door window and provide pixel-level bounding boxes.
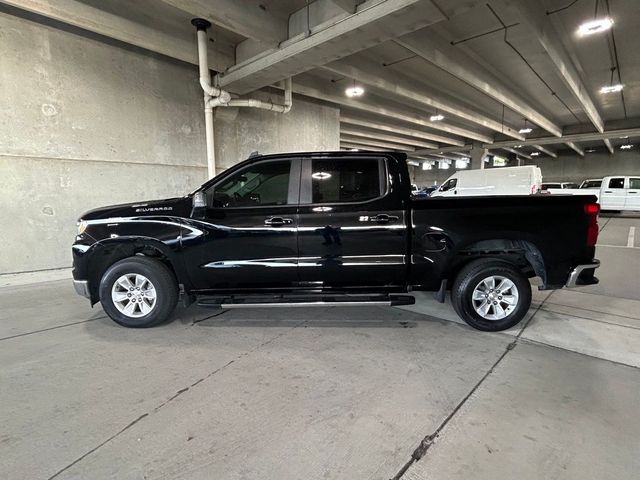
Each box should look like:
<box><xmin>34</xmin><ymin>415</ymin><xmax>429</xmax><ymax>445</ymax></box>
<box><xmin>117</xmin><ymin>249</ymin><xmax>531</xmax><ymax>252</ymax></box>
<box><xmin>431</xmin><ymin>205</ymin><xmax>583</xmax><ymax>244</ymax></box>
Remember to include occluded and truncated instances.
<box><xmin>629</xmin><ymin>178</ymin><xmax>640</xmax><ymax>189</ymax></box>
<box><xmin>310</xmin><ymin>158</ymin><xmax>384</xmax><ymax>204</ymax></box>
<box><xmin>608</xmin><ymin>178</ymin><xmax>625</xmax><ymax>189</ymax></box>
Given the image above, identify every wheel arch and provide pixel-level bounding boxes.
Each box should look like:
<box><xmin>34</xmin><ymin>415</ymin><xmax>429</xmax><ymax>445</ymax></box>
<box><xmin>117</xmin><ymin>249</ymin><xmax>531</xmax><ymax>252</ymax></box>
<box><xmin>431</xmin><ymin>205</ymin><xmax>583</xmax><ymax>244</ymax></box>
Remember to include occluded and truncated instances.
<box><xmin>446</xmin><ymin>238</ymin><xmax>547</xmax><ymax>288</ymax></box>
<box><xmin>86</xmin><ymin>237</ymin><xmax>182</xmax><ymax>303</ymax></box>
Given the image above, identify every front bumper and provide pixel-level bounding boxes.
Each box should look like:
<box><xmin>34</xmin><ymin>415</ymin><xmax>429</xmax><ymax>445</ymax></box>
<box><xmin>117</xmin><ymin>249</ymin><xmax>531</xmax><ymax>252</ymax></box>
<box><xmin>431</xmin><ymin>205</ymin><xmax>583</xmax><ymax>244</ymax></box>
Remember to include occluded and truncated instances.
<box><xmin>73</xmin><ymin>279</ymin><xmax>90</xmax><ymax>298</ymax></box>
<box><xmin>565</xmin><ymin>260</ymin><xmax>600</xmax><ymax>288</ymax></box>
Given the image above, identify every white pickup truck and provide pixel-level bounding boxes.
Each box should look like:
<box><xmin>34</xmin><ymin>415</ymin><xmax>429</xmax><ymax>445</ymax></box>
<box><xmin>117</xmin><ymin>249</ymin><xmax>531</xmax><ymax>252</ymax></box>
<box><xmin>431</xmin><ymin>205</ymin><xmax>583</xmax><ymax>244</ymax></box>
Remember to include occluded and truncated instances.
<box><xmin>599</xmin><ymin>176</ymin><xmax>640</xmax><ymax>211</ymax></box>
<box><xmin>546</xmin><ymin>176</ymin><xmax>640</xmax><ymax>212</ymax></box>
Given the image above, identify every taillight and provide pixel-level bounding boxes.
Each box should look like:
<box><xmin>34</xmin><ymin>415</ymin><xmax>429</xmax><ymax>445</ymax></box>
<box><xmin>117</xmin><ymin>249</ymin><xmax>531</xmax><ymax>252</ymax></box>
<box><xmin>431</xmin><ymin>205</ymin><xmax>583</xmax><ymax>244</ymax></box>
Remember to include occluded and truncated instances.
<box><xmin>585</xmin><ymin>203</ymin><xmax>600</xmax><ymax>216</ymax></box>
<box><xmin>585</xmin><ymin>203</ymin><xmax>600</xmax><ymax>247</ymax></box>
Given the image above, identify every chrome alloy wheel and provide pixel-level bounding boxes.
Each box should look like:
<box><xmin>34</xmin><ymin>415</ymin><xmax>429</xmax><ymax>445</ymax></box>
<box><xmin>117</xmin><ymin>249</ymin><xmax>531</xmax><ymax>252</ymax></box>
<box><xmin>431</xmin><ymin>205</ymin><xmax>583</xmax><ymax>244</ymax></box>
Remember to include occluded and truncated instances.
<box><xmin>471</xmin><ymin>275</ymin><xmax>519</xmax><ymax>321</ymax></box>
<box><xmin>111</xmin><ymin>273</ymin><xmax>157</xmax><ymax>318</ymax></box>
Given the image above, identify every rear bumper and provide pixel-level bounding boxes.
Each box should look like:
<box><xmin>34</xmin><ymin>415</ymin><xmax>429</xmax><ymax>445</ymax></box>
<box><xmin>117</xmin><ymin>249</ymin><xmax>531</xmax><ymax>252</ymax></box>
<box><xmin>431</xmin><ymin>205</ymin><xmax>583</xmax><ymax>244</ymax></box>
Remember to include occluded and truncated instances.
<box><xmin>73</xmin><ymin>279</ymin><xmax>90</xmax><ymax>298</ymax></box>
<box><xmin>565</xmin><ymin>260</ymin><xmax>600</xmax><ymax>288</ymax></box>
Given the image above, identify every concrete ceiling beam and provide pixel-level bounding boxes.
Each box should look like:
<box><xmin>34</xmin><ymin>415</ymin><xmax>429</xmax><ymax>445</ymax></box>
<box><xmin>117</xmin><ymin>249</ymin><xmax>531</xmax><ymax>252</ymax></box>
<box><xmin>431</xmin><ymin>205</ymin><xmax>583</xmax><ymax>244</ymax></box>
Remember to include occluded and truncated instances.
<box><xmin>509</xmin><ymin>0</ymin><xmax>605</xmax><ymax>133</ymax></box>
<box><xmin>340</xmin><ymin>135</ymin><xmax>414</xmax><ymax>151</ymax></box>
<box><xmin>340</xmin><ymin>128</ymin><xmax>438</xmax><ymax>149</ymax></box>
<box><xmin>394</xmin><ymin>32</ymin><xmax>563</xmax><ymax>137</ymax></box>
<box><xmin>340</xmin><ymin>115</ymin><xmax>461</xmax><ymax>146</ymax></box>
<box><xmin>501</xmin><ymin>147</ymin><xmax>532</xmax><ymax>159</ymax></box>
<box><xmin>487</xmin><ymin>127</ymin><xmax>640</xmax><ymax>148</ymax></box>
<box><xmin>330</xmin><ymin>0</ymin><xmax>360</xmax><ymax>13</ymax></box>
<box><xmin>603</xmin><ymin>139</ymin><xmax>615</xmax><ymax>154</ymax></box>
<box><xmin>565</xmin><ymin>142</ymin><xmax>584</xmax><ymax>156</ymax></box>
<box><xmin>289</xmin><ymin>77</ymin><xmax>493</xmax><ymax>143</ymax></box>
<box><xmin>532</xmin><ymin>145</ymin><xmax>557</xmax><ymax>158</ymax></box>
<box><xmin>0</xmin><ymin>0</ymin><xmax>233</xmax><ymax>71</ymax></box>
<box><xmin>414</xmin><ymin>145</ymin><xmax>473</xmax><ymax>155</ymax></box>
<box><xmin>217</xmin><ymin>0</ymin><xmax>448</xmax><ymax>93</ymax></box>
<box><xmin>429</xmin><ymin>153</ymin><xmax>470</xmax><ymax>161</ymax></box>
<box><xmin>160</xmin><ymin>0</ymin><xmax>285</xmax><ymax>44</ymax></box>
<box><xmin>340</xmin><ymin>142</ymin><xmax>393</xmax><ymax>152</ymax></box>
<box><xmin>323</xmin><ymin>57</ymin><xmax>525</xmax><ymax>140</ymax></box>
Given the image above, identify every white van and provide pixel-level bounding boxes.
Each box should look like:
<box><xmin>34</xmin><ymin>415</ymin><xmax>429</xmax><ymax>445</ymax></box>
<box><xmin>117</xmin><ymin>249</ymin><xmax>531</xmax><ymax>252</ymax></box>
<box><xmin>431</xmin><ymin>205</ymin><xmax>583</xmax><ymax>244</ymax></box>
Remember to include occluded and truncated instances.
<box><xmin>599</xmin><ymin>176</ymin><xmax>640</xmax><ymax>211</ymax></box>
<box><xmin>431</xmin><ymin>166</ymin><xmax>543</xmax><ymax>197</ymax></box>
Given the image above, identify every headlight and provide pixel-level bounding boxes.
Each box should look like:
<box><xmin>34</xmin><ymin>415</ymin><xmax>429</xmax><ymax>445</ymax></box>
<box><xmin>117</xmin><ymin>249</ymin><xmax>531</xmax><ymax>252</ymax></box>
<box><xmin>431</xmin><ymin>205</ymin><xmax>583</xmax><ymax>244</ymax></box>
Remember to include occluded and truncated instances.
<box><xmin>77</xmin><ymin>220</ymin><xmax>88</xmax><ymax>235</ymax></box>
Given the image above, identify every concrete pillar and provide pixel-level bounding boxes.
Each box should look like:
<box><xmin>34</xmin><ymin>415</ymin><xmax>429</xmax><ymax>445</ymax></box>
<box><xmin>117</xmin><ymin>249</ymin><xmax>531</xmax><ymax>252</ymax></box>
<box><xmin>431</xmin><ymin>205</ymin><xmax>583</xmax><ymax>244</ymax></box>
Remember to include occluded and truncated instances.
<box><xmin>469</xmin><ymin>141</ymin><xmax>488</xmax><ymax>169</ymax></box>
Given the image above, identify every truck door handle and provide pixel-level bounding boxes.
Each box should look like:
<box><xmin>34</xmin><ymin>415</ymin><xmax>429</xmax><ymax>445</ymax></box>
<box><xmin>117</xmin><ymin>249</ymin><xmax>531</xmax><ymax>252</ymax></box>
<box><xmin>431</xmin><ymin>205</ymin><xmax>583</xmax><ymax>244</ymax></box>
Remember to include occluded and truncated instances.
<box><xmin>369</xmin><ymin>214</ymin><xmax>399</xmax><ymax>223</ymax></box>
<box><xmin>264</xmin><ymin>217</ymin><xmax>293</xmax><ymax>226</ymax></box>
<box><xmin>629</xmin><ymin>191</ymin><xmax>638</xmax><ymax>194</ymax></box>
<box><xmin>604</xmin><ymin>190</ymin><xmax>613</xmax><ymax>193</ymax></box>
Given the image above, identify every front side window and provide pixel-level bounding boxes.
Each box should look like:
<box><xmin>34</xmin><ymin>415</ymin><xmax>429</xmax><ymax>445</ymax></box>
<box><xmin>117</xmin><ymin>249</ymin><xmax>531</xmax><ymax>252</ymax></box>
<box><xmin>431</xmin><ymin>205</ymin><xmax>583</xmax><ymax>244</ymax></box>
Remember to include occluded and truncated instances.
<box><xmin>440</xmin><ymin>178</ymin><xmax>458</xmax><ymax>192</ymax></box>
<box><xmin>207</xmin><ymin>160</ymin><xmax>291</xmax><ymax>208</ymax></box>
<box><xmin>311</xmin><ymin>158</ymin><xmax>383</xmax><ymax>204</ymax></box>
<box><xmin>608</xmin><ymin>178</ymin><xmax>625</xmax><ymax>189</ymax></box>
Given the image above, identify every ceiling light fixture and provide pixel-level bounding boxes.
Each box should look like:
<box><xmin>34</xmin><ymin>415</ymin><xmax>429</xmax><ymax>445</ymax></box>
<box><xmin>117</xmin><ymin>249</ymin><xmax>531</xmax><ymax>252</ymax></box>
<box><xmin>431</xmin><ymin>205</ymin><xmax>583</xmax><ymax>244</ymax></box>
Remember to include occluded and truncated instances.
<box><xmin>620</xmin><ymin>144</ymin><xmax>633</xmax><ymax>150</ymax></box>
<box><xmin>600</xmin><ymin>84</ymin><xmax>623</xmax><ymax>94</ymax></box>
<box><xmin>530</xmin><ymin>152</ymin><xmax>540</xmax><ymax>156</ymax></box>
<box><xmin>311</xmin><ymin>171</ymin><xmax>332</xmax><ymax>180</ymax></box>
<box><xmin>578</xmin><ymin>17</ymin><xmax>614</xmax><ymax>36</ymax></box>
<box><xmin>430</xmin><ymin>109</ymin><xmax>444</xmax><ymax>122</ymax></box>
<box><xmin>514</xmin><ymin>145</ymin><xmax>523</xmax><ymax>149</ymax></box>
<box><xmin>518</xmin><ymin>119</ymin><xmax>532</xmax><ymax>134</ymax></box>
<box><xmin>345</xmin><ymin>85</ymin><xmax>364</xmax><ymax>97</ymax></box>
<box><xmin>585</xmin><ymin>148</ymin><xmax>596</xmax><ymax>153</ymax></box>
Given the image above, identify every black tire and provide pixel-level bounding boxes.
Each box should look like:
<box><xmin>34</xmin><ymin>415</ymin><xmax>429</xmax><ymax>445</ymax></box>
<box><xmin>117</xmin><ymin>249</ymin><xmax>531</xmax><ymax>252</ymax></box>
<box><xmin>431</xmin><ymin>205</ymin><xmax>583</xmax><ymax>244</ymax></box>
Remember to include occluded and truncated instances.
<box><xmin>451</xmin><ymin>259</ymin><xmax>531</xmax><ymax>332</ymax></box>
<box><xmin>99</xmin><ymin>256</ymin><xmax>178</xmax><ymax>328</ymax></box>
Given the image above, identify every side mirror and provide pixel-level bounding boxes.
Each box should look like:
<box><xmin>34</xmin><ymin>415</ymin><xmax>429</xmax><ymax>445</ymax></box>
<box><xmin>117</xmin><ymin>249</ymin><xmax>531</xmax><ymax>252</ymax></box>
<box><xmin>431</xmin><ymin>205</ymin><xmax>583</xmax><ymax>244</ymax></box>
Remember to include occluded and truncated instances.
<box><xmin>192</xmin><ymin>191</ymin><xmax>206</xmax><ymax>218</ymax></box>
<box><xmin>193</xmin><ymin>191</ymin><xmax>206</xmax><ymax>208</ymax></box>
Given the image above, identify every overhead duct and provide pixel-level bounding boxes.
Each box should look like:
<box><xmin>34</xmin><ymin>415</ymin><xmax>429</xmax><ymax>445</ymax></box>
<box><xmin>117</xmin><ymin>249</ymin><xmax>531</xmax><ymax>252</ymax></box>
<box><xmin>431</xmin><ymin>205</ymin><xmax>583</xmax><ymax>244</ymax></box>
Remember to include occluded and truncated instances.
<box><xmin>191</xmin><ymin>18</ymin><xmax>293</xmax><ymax>177</ymax></box>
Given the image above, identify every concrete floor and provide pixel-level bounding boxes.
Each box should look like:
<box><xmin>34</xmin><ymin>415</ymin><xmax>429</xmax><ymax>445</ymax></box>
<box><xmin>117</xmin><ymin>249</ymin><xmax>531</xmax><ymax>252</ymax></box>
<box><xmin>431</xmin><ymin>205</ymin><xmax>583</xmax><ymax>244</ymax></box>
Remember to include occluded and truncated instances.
<box><xmin>1</xmin><ymin>216</ymin><xmax>639</xmax><ymax>479</ymax></box>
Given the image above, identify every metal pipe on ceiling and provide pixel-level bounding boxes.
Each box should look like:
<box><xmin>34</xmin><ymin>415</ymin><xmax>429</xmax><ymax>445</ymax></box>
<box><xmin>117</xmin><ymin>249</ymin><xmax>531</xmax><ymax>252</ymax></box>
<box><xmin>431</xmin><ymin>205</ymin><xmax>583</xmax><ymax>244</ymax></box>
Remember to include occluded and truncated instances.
<box><xmin>191</xmin><ymin>18</ymin><xmax>293</xmax><ymax>177</ymax></box>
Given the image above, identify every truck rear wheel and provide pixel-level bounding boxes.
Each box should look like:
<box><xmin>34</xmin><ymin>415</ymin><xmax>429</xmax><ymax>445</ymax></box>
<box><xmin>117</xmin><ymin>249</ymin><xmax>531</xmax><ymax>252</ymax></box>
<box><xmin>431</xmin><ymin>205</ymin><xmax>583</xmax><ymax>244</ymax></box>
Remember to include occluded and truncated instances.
<box><xmin>99</xmin><ymin>257</ymin><xmax>178</xmax><ymax>328</ymax></box>
<box><xmin>451</xmin><ymin>259</ymin><xmax>531</xmax><ymax>332</ymax></box>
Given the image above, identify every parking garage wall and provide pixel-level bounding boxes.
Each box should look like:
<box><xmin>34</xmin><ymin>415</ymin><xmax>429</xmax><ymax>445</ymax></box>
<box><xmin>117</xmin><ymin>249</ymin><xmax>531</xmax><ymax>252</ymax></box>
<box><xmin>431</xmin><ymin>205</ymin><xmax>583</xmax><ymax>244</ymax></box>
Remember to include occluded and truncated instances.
<box><xmin>214</xmin><ymin>92</ymin><xmax>339</xmax><ymax>172</ymax></box>
<box><xmin>0</xmin><ymin>12</ymin><xmax>339</xmax><ymax>274</ymax></box>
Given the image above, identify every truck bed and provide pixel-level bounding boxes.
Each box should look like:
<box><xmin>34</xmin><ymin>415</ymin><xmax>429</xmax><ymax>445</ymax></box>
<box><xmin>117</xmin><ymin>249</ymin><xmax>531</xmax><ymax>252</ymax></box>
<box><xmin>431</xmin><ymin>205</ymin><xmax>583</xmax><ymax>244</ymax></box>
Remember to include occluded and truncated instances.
<box><xmin>409</xmin><ymin>194</ymin><xmax>598</xmax><ymax>289</ymax></box>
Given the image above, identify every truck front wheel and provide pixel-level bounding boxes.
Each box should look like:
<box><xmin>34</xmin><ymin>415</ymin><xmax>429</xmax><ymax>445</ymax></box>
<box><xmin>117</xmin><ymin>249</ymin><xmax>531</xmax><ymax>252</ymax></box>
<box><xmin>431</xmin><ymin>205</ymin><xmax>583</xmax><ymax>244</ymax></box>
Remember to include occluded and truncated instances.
<box><xmin>99</xmin><ymin>257</ymin><xmax>178</xmax><ymax>328</ymax></box>
<box><xmin>451</xmin><ymin>259</ymin><xmax>531</xmax><ymax>332</ymax></box>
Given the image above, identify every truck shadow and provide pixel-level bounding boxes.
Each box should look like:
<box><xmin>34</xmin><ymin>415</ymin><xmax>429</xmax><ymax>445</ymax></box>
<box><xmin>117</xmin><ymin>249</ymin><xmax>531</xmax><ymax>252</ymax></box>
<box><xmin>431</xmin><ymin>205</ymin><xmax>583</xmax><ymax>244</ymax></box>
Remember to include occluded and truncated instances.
<box><xmin>190</xmin><ymin>306</ymin><xmax>423</xmax><ymax>329</ymax></box>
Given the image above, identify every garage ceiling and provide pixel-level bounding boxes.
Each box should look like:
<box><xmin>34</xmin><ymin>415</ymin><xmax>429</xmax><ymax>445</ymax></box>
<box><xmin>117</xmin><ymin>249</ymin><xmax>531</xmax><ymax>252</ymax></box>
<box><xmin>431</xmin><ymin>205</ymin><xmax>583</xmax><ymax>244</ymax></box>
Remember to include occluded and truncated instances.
<box><xmin>4</xmin><ymin>0</ymin><xmax>638</xmax><ymax>161</ymax></box>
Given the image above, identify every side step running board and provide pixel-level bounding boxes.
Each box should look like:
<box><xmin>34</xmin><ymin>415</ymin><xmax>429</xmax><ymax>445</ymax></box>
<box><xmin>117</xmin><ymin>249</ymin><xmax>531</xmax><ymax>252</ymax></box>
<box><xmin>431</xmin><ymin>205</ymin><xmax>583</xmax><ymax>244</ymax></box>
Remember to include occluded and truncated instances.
<box><xmin>197</xmin><ymin>294</ymin><xmax>415</xmax><ymax>309</ymax></box>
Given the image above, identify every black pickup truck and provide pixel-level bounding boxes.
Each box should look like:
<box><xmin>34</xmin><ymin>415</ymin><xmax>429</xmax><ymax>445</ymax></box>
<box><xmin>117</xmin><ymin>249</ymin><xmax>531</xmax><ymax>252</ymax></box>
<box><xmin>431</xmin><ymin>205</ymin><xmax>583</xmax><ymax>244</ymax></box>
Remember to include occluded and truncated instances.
<box><xmin>72</xmin><ymin>151</ymin><xmax>600</xmax><ymax>331</ymax></box>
